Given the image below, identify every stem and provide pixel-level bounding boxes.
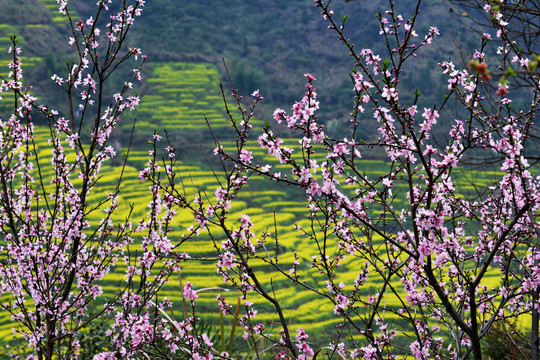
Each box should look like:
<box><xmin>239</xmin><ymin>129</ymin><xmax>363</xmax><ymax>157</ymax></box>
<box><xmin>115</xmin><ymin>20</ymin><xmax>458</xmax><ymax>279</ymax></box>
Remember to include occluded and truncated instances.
<box><xmin>222</xmin><ymin>224</ymin><xmax>298</xmax><ymax>358</ymax></box>
<box><xmin>468</xmin><ymin>280</ymin><xmax>482</xmax><ymax>360</ymax></box>
<box><xmin>530</xmin><ymin>209</ymin><xmax>540</xmax><ymax>360</ymax></box>
<box><xmin>533</xmin><ymin>289</ymin><xmax>539</xmax><ymax>360</ymax></box>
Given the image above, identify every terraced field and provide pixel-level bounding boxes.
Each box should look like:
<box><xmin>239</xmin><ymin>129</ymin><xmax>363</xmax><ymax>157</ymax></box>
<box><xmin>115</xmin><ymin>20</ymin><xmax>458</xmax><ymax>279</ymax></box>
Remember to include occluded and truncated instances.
<box><xmin>131</xmin><ymin>62</ymin><xmax>229</xmax><ymax>134</ymax></box>
<box><xmin>0</xmin><ymin>126</ymin><xmax>308</xmax><ymax>342</ymax></box>
<box><xmin>39</xmin><ymin>0</ymin><xmax>68</xmax><ymax>24</ymax></box>
<box><xmin>0</xmin><ymin>115</ymin><xmax>513</xmax><ymax>348</ymax></box>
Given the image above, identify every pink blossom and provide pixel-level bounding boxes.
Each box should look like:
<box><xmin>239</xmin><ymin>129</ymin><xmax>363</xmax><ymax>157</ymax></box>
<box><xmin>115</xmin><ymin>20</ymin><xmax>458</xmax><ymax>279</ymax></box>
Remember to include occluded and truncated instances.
<box><xmin>334</xmin><ymin>294</ymin><xmax>349</xmax><ymax>314</ymax></box>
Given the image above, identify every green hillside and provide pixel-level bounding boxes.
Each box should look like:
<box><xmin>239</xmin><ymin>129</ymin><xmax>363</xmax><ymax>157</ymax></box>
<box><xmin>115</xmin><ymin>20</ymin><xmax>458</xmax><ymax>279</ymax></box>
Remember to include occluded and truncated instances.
<box><xmin>0</xmin><ymin>0</ymin><xmax>468</xmax><ymax>139</ymax></box>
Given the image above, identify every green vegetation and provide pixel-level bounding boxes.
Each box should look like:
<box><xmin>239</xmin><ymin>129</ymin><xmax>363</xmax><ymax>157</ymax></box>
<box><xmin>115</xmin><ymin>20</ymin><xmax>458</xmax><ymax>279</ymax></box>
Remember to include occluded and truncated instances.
<box><xmin>0</xmin><ymin>0</ymin><xmax>50</xmax><ymax>25</ymax></box>
<box><xmin>0</xmin><ymin>0</ymin><xmax>472</xmax><ymax>139</ymax></box>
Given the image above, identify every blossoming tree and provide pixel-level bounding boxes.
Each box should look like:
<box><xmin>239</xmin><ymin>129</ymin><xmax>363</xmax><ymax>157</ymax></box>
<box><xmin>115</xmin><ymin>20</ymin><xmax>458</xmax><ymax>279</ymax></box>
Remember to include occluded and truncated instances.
<box><xmin>0</xmin><ymin>1</ymin><xmax>188</xmax><ymax>359</ymax></box>
<box><xmin>145</xmin><ymin>0</ymin><xmax>540</xmax><ymax>359</ymax></box>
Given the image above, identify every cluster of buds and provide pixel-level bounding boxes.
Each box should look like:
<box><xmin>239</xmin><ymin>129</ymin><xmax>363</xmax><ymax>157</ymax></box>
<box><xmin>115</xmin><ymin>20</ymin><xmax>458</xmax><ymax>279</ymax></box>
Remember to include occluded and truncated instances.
<box><xmin>468</xmin><ymin>60</ymin><xmax>492</xmax><ymax>82</ymax></box>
